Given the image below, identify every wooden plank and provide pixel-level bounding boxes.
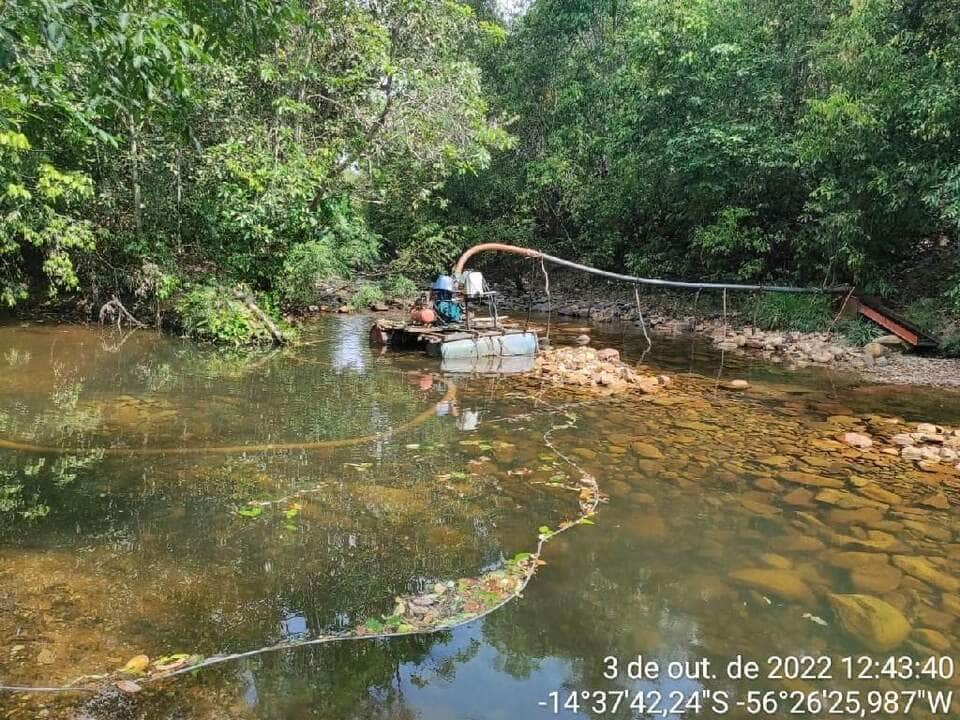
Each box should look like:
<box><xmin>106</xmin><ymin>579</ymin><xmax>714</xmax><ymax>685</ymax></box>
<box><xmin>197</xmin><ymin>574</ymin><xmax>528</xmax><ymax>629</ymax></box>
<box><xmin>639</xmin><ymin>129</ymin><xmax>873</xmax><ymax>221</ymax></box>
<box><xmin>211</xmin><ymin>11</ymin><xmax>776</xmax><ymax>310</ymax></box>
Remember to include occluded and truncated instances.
<box><xmin>858</xmin><ymin>304</ymin><xmax>920</xmax><ymax>346</ymax></box>
<box><xmin>855</xmin><ymin>294</ymin><xmax>940</xmax><ymax>349</ymax></box>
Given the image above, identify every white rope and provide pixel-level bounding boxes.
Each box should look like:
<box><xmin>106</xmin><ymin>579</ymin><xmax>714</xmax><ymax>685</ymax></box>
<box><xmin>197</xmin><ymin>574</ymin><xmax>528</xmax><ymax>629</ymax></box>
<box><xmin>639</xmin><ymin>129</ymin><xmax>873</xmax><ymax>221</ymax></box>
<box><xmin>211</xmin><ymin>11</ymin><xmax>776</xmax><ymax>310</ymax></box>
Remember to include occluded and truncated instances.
<box><xmin>541</xmin><ymin>256</ymin><xmax>552</xmax><ymax>345</ymax></box>
<box><xmin>714</xmin><ymin>288</ymin><xmax>728</xmax><ymax>392</ymax></box>
<box><xmin>633</xmin><ymin>284</ymin><xmax>652</xmax><ymax>352</ymax></box>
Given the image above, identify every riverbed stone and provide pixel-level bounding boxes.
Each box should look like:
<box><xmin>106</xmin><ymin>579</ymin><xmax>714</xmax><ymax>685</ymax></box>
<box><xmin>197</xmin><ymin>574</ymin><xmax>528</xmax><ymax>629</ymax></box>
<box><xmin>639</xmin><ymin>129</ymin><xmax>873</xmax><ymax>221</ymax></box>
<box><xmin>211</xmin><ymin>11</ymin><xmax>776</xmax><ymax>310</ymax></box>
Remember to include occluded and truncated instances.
<box><xmin>859</xmin><ymin>484</ymin><xmax>904</xmax><ymax>505</ymax></box>
<box><xmin>921</xmin><ymin>492</ymin><xmax>951</xmax><ymax>510</ymax></box>
<box><xmin>828</xmin><ymin>593</ymin><xmax>911</xmax><ymax>652</ymax></box>
<box><xmin>850</xmin><ymin>564</ymin><xmax>903</xmax><ymax>594</ymax></box>
<box><xmin>631</xmin><ymin>442</ymin><xmax>664</xmax><ymax>460</ymax></box>
<box><xmin>782</xmin><ymin>488</ymin><xmax>815</xmax><ymax>507</ymax></box>
<box><xmin>815</xmin><ymin>488</ymin><xmax>888</xmax><ymax>510</ymax></box>
<box><xmin>729</xmin><ymin>568</ymin><xmax>815</xmax><ymax>604</ymax></box>
<box><xmin>901</xmin><ymin>446</ymin><xmax>925</xmax><ymax>461</ymax></box>
<box><xmin>892</xmin><ymin>556</ymin><xmax>960</xmax><ymax>592</ymax></box>
<box><xmin>915</xmin><ymin>604</ymin><xmax>955</xmax><ymax>632</ymax></box>
<box><xmin>757</xmin><ymin>455</ymin><xmax>792</xmax><ymax>467</ymax></box>
<box><xmin>778</xmin><ymin>470</ymin><xmax>844</xmax><ymax>489</ymax></box>
<box><xmin>759</xmin><ymin>553</ymin><xmax>793</xmax><ymax>570</ymax></box>
<box><xmin>912</xmin><ymin>628</ymin><xmax>952</xmax><ymax>652</ymax></box>
<box><xmin>827</xmin><ymin>507</ymin><xmax>885</xmax><ymax>526</ymax></box>
<box><xmin>826</xmin><ymin>551</ymin><xmax>890</xmax><ymax>570</ymax></box>
<box><xmin>842</xmin><ymin>432</ymin><xmax>873</xmax><ymax>449</ymax></box>
<box><xmin>901</xmin><ymin>519</ymin><xmax>952</xmax><ymax>542</ymax></box>
<box><xmin>753</xmin><ymin>476</ymin><xmax>783</xmax><ymax>492</ymax></box>
<box><xmin>741</xmin><ymin>498</ymin><xmax>781</xmax><ymax>516</ymax></box>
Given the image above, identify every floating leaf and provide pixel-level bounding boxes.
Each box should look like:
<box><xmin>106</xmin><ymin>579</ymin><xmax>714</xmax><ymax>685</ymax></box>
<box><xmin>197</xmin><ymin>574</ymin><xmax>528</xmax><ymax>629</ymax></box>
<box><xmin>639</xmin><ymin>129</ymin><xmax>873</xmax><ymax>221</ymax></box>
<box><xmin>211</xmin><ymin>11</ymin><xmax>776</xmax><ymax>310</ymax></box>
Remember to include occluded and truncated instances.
<box><xmin>579</xmin><ymin>518</ymin><xmax>595</xmax><ymax>525</ymax></box>
<box><xmin>538</xmin><ymin>526</ymin><xmax>552</xmax><ymax>536</ymax></box>
<box><xmin>235</xmin><ymin>506</ymin><xmax>263</xmax><ymax>519</ymax></box>
<box><xmin>364</xmin><ymin>618</ymin><xmax>385</xmax><ymax>633</ymax></box>
<box><xmin>121</xmin><ymin>654</ymin><xmax>150</xmax><ymax>674</ymax></box>
<box><xmin>153</xmin><ymin>653</ymin><xmax>191</xmax><ymax>672</ymax></box>
<box><xmin>115</xmin><ymin>680</ymin><xmax>142</xmax><ymax>693</ymax></box>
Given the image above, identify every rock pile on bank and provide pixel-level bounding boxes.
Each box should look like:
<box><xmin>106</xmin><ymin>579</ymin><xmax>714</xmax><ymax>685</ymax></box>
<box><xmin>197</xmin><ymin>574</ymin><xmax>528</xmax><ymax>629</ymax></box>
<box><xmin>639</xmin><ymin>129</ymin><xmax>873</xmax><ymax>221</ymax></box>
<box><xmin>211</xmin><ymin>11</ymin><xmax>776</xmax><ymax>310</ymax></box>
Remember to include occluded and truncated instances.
<box><xmin>710</xmin><ymin>326</ymin><xmax>908</xmax><ymax>367</ymax></box>
<box><xmin>533</xmin><ymin>346</ymin><xmax>669</xmax><ymax>394</ymax></box>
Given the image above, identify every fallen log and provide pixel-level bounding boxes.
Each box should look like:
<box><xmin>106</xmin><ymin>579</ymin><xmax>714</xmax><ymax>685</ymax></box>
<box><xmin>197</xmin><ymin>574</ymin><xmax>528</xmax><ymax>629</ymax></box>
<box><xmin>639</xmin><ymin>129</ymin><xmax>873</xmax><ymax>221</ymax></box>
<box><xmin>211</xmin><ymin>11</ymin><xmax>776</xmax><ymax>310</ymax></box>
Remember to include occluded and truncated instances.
<box><xmin>98</xmin><ymin>295</ymin><xmax>146</xmax><ymax>330</ymax></box>
<box><xmin>234</xmin><ymin>289</ymin><xmax>286</xmax><ymax>345</ymax></box>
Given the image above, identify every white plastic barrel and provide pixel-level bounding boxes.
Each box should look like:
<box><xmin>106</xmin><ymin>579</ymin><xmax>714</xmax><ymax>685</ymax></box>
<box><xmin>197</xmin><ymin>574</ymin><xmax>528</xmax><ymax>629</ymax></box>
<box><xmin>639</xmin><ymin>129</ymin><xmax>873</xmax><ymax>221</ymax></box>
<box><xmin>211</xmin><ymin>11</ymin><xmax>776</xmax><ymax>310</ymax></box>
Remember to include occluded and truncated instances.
<box><xmin>463</xmin><ymin>271</ymin><xmax>485</xmax><ymax>297</ymax></box>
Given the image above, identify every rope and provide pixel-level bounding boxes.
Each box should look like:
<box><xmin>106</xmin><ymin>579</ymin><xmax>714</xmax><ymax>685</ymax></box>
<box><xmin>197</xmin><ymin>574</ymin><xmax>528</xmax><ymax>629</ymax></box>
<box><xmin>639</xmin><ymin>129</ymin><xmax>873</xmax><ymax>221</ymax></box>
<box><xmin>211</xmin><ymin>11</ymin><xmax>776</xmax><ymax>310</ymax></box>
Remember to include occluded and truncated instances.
<box><xmin>633</xmin><ymin>283</ymin><xmax>652</xmax><ymax>353</ymax></box>
<box><xmin>541</xmin><ymin>256</ymin><xmax>552</xmax><ymax>346</ymax></box>
<box><xmin>0</xmin><ymin>401</ymin><xmax>604</xmax><ymax>695</ymax></box>
<box><xmin>714</xmin><ymin>288</ymin><xmax>728</xmax><ymax>392</ymax></box>
<box><xmin>690</xmin><ymin>289</ymin><xmax>702</xmax><ymax>369</ymax></box>
<box><xmin>0</xmin><ymin>384</ymin><xmax>457</xmax><ymax>457</ymax></box>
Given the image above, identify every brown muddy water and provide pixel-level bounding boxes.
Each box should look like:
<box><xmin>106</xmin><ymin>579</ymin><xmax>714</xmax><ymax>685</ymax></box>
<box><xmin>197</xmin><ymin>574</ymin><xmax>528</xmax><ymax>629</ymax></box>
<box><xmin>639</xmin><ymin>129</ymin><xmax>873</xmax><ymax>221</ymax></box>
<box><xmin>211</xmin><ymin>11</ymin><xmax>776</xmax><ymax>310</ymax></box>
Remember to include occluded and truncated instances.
<box><xmin>2</xmin><ymin>316</ymin><xmax>960</xmax><ymax>719</ymax></box>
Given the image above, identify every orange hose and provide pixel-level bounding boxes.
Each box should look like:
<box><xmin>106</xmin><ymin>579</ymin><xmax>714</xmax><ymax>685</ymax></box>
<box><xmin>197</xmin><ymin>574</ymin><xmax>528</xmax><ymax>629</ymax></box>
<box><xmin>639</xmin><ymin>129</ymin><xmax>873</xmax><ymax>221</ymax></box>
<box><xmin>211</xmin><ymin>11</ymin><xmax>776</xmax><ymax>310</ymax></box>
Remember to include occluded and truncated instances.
<box><xmin>453</xmin><ymin>243</ymin><xmax>543</xmax><ymax>274</ymax></box>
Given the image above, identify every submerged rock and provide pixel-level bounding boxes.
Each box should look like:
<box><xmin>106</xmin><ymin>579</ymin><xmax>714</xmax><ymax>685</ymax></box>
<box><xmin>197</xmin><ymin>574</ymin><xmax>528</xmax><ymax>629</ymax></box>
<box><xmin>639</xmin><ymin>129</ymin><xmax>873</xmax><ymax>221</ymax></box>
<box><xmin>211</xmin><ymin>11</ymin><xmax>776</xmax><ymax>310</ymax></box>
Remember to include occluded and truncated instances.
<box><xmin>778</xmin><ymin>470</ymin><xmax>844</xmax><ymax>489</ymax></box>
<box><xmin>631</xmin><ymin>442</ymin><xmax>664</xmax><ymax>460</ymax></box>
<box><xmin>828</xmin><ymin>593</ymin><xmax>911</xmax><ymax>652</ymax></box>
<box><xmin>729</xmin><ymin>568</ymin><xmax>815</xmax><ymax>604</ymax></box>
<box><xmin>892</xmin><ymin>556</ymin><xmax>960</xmax><ymax>592</ymax></box>
<box><xmin>850</xmin><ymin>564</ymin><xmax>903</xmax><ymax>594</ymax></box>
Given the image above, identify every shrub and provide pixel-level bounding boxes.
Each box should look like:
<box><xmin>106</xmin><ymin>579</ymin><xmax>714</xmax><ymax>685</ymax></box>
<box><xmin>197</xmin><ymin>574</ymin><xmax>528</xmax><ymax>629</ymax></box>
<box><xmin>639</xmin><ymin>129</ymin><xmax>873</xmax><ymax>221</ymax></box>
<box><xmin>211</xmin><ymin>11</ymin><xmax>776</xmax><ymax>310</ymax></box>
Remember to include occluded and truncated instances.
<box><xmin>837</xmin><ymin>317</ymin><xmax>884</xmax><ymax>346</ymax></box>
<box><xmin>277</xmin><ymin>217</ymin><xmax>381</xmax><ymax>306</ymax></box>
<box><xmin>383</xmin><ymin>274</ymin><xmax>418</xmax><ymax>299</ymax></box>
<box><xmin>691</xmin><ymin>207</ymin><xmax>774</xmax><ymax>282</ymax></box>
<box><xmin>390</xmin><ymin>223</ymin><xmax>464</xmax><ymax>277</ymax></box>
<box><xmin>175</xmin><ymin>283</ymin><xmax>286</xmax><ymax>346</ymax></box>
<box><xmin>941</xmin><ymin>333</ymin><xmax>960</xmax><ymax>359</ymax></box>
<box><xmin>349</xmin><ymin>285</ymin><xmax>385</xmax><ymax>309</ymax></box>
<box><xmin>904</xmin><ymin>297</ymin><xmax>950</xmax><ymax>332</ymax></box>
<box><xmin>746</xmin><ymin>293</ymin><xmax>834</xmax><ymax>332</ymax></box>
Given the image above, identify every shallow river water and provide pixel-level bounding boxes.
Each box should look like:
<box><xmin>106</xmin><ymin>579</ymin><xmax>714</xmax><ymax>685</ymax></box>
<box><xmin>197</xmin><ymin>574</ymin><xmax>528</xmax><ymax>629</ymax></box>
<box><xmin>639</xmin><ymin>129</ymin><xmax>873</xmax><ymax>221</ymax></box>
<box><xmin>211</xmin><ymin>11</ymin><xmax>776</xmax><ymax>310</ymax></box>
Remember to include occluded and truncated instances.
<box><xmin>2</xmin><ymin>317</ymin><xmax>960</xmax><ymax>719</ymax></box>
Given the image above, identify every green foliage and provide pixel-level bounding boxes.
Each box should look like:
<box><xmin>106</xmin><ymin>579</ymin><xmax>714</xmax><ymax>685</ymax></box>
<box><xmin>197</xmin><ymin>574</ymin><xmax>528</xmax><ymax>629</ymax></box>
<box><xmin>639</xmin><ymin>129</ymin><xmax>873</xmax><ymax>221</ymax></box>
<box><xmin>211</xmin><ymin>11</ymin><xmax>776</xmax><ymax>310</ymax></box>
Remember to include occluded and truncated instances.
<box><xmin>0</xmin><ymin>0</ymin><xmax>504</xmax><ymax>314</ymax></box>
<box><xmin>837</xmin><ymin>317</ymin><xmax>884</xmax><ymax>347</ymax></box>
<box><xmin>905</xmin><ymin>295</ymin><xmax>960</xmax><ymax>356</ymax></box>
<box><xmin>904</xmin><ymin>298</ymin><xmax>949</xmax><ymax>333</ymax></box>
<box><xmin>447</xmin><ymin>0</ymin><xmax>960</xmax><ymax>309</ymax></box>
<box><xmin>383</xmin><ymin>274</ymin><xmax>418</xmax><ymax>299</ymax></box>
<box><xmin>0</xmin><ymin>131</ymin><xmax>95</xmax><ymax>305</ymax></box>
<box><xmin>175</xmin><ymin>283</ymin><xmax>285</xmax><ymax>345</ymax></box>
<box><xmin>746</xmin><ymin>293</ymin><xmax>834</xmax><ymax>333</ymax></box>
<box><xmin>390</xmin><ymin>223</ymin><xmax>465</xmax><ymax>277</ymax></box>
<box><xmin>692</xmin><ymin>208</ymin><xmax>776</xmax><ymax>282</ymax></box>
<box><xmin>350</xmin><ymin>285</ymin><xmax>386</xmax><ymax>310</ymax></box>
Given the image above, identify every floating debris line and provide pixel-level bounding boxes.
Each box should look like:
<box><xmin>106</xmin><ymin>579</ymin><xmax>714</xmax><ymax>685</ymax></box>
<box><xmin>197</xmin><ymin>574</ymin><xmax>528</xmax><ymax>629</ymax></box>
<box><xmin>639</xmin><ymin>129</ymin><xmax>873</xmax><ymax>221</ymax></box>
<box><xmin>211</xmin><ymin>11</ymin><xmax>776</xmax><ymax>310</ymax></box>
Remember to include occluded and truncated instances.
<box><xmin>0</xmin><ymin>400</ymin><xmax>605</xmax><ymax>696</ymax></box>
<box><xmin>0</xmin><ymin>382</ymin><xmax>456</xmax><ymax>456</ymax></box>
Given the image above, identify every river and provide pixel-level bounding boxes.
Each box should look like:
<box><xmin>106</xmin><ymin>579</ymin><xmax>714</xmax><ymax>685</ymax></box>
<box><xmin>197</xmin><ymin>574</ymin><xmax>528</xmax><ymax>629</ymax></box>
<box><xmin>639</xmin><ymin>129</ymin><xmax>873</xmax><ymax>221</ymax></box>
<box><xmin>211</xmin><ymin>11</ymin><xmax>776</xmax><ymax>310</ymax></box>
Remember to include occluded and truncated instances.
<box><xmin>1</xmin><ymin>316</ymin><xmax>960</xmax><ymax>719</ymax></box>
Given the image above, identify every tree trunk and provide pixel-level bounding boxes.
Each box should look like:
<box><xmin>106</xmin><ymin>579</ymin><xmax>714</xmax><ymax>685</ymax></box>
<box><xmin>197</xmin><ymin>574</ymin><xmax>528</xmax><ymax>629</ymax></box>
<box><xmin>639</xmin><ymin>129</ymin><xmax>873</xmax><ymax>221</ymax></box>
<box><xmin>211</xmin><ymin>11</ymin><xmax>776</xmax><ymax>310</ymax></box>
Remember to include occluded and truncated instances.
<box><xmin>128</xmin><ymin>114</ymin><xmax>142</xmax><ymax>237</ymax></box>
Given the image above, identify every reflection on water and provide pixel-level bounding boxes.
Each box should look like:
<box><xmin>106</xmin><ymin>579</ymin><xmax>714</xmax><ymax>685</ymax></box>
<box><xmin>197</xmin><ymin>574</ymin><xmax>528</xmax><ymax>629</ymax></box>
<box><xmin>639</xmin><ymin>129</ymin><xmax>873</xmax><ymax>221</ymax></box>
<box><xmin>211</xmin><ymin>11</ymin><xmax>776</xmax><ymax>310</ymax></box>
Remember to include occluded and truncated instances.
<box><xmin>1</xmin><ymin>318</ymin><xmax>960</xmax><ymax>719</ymax></box>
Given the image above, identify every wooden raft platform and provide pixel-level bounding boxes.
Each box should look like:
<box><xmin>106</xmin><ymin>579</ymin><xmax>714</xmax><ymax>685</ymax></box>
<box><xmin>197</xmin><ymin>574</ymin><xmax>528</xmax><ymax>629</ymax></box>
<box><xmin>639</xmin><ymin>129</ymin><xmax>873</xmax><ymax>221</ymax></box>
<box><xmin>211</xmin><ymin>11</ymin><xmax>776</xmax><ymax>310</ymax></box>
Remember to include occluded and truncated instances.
<box><xmin>370</xmin><ymin>321</ymin><xmax>539</xmax><ymax>359</ymax></box>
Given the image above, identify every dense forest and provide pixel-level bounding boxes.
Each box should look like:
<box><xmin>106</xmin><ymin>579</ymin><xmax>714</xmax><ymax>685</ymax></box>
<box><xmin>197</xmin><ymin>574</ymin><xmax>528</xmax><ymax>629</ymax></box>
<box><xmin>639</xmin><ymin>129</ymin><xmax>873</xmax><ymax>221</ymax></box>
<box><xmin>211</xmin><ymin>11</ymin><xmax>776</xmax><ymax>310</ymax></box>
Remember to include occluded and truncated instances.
<box><xmin>2</xmin><ymin>0</ymin><xmax>959</xmax><ymax>343</ymax></box>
